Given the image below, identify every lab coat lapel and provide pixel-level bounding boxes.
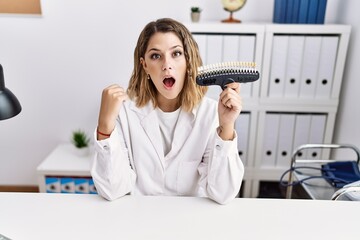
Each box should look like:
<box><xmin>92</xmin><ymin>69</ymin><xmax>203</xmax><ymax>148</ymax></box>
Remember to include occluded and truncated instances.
<box><xmin>167</xmin><ymin>108</ymin><xmax>194</xmax><ymax>158</ymax></box>
<box><xmin>131</xmin><ymin>102</ymin><xmax>165</xmax><ymax>170</ymax></box>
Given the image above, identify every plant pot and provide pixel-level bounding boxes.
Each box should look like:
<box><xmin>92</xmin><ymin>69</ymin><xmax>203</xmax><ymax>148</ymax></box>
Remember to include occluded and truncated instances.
<box><xmin>75</xmin><ymin>146</ymin><xmax>91</xmax><ymax>157</ymax></box>
<box><xmin>191</xmin><ymin>12</ymin><xmax>201</xmax><ymax>23</ymax></box>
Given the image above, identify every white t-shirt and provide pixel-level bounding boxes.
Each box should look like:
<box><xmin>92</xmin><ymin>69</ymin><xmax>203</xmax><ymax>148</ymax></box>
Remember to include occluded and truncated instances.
<box><xmin>156</xmin><ymin>107</ymin><xmax>181</xmax><ymax>156</ymax></box>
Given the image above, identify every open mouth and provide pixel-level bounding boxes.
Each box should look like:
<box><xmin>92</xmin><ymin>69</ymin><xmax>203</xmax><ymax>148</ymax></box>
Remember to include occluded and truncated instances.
<box><xmin>163</xmin><ymin>77</ymin><xmax>176</xmax><ymax>88</ymax></box>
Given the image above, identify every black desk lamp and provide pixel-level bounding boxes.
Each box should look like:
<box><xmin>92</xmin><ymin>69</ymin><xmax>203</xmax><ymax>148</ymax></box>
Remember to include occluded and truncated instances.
<box><xmin>0</xmin><ymin>64</ymin><xmax>22</xmax><ymax>120</ymax></box>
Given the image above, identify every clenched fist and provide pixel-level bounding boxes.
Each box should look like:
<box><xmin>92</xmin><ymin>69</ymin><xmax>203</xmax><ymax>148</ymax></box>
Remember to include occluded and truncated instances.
<box><xmin>97</xmin><ymin>84</ymin><xmax>128</xmax><ymax>140</ymax></box>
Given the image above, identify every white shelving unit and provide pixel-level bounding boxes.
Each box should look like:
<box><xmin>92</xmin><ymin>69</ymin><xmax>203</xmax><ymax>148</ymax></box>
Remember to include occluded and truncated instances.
<box><xmin>186</xmin><ymin>22</ymin><xmax>351</xmax><ymax>198</ymax></box>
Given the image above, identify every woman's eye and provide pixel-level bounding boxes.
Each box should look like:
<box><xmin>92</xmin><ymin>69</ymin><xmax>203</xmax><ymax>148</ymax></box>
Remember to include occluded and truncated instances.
<box><xmin>150</xmin><ymin>53</ymin><xmax>161</xmax><ymax>60</ymax></box>
<box><xmin>173</xmin><ymin>50</ymin><xmax>182</xmax><ymax>57</ymax></box>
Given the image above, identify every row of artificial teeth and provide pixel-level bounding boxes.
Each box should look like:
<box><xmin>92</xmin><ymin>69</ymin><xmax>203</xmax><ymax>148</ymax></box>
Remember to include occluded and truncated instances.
<box><xmin>198</xmin><ymin>69</ymin><xmax>257</xmax><ymax>79</ymax></box>
<box><xmin>198</xmin><ymin>61</ymin><xmax>257</xmax><ymax>74</ymax></box>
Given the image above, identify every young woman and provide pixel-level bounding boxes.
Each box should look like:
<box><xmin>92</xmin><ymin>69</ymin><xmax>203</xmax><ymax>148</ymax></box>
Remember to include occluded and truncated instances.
<box><xmin>91</xmin><ymin>18</ymin><xmax>244</xmax><ymax>204</ymax></box>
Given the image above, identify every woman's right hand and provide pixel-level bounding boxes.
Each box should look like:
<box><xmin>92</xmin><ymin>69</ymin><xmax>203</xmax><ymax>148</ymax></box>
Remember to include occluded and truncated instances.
<box><xmin>97</xmin><ymin>84</ymin><xmax>128</xmax><ymax>140</ymax></box>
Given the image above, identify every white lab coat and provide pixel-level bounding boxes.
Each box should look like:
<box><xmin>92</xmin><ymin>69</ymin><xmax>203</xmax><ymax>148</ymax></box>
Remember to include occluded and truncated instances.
<box><xmin>91</xmin><ymin>97</ymin><xmax>244</xmax><ymax>204</ymax></box>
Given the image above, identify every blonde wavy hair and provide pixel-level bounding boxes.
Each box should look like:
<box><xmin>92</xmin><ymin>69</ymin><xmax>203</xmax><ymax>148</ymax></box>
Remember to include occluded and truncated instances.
<box><xmin>127</xmin><ymin>18</ymin><xmax>208</xmax><ymax>112</ymax></box>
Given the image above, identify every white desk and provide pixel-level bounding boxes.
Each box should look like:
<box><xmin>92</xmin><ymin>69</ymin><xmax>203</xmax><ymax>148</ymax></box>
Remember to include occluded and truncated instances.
<box><xmin>0</xmin><ymin>193</ymin><xmax>359</xmax><ymax>240</ymax></box>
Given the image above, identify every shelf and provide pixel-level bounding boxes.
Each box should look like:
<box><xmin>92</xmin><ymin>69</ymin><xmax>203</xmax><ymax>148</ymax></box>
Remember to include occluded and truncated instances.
<box><xmin>188</xmin><ymin>23</ymin><xmax>351</xmax><ymax>197</ymax></box>
<box><xmin>37</xmin><ymin>143</ymin><xmax>92</xmax><ymax>176</ymax></box>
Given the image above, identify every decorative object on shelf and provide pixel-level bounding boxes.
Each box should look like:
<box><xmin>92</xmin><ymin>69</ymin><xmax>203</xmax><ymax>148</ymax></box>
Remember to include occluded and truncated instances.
<box><xmin>191</xmin><ymin>6</ymin><xmax>202</xmax><ymax>23</ymax></box>
<box><xmin>0</xmin><ymin>64</ymin><xmax>22</xmax><ymax>120</ymax></box>
<box><xmin>221</xmin><ymin>0</ymin><xmax>246</xmax><ymax>23</ymax></box>
<box><xmin>71</xmin><ymin>129</ymin><xmax>90</xmax><ymax>156</ymax></box>
<box><xmin>273</xmin><ymin>0</ymin><xmax>327</xmax><ymax>24</ymax></box>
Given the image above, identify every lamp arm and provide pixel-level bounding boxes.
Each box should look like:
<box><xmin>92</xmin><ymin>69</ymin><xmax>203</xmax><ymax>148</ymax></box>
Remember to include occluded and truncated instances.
<box><xmin>0</xmin><ymin>64</ymin><xmax>5</xmax><ymax>90</ymax></box>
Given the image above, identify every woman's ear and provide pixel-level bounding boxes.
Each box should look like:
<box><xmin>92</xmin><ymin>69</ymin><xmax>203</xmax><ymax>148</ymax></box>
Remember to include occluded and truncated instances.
<box><xmin>140</xmin><ymin>57</ymin><xmax>147</xmax><ymax>71</ymax></box>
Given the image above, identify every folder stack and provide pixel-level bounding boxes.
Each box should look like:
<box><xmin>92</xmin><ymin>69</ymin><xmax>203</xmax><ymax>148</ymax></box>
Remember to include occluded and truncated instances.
<box><xmin>268</xmin><ymin>35</ymin><xmax>338</xmax><ymax>99</ymax></box>
<box><xmin>273</xmin><ymin>0</ymin><xmax>327</xmax><ymax>24</ymax></box>
<box><xmin>261</xmin><ymin>113</ymin><xmax>327</xmax><ymax>168</ymax></box>
<box><xmin>45</xmin><ymin>176</ymin><xmax>97</xmax><ymax>194</ymax></box>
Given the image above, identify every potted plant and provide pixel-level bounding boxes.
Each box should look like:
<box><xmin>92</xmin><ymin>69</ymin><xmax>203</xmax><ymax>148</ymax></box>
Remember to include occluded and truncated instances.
<box><xmin>191</xmin><ymin>6</ymin><xmax>202</xmax><ymax>22</ymax></box>
<box><xmin>71</xmin><ymin>129</ymin><xmax>90</xmax><ymax>156</ymax></box>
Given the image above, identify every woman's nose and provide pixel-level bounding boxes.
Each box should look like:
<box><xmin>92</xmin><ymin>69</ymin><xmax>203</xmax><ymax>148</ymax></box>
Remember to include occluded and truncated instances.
<box><xmin>162</xmin><ymin>66</ymin><xmax>172</xmax><ymax>71</ymax></box>
<box><xmin>162</xmin><ymin>57</ymin><xmax>173</xmax><ymax>71</ymax></box>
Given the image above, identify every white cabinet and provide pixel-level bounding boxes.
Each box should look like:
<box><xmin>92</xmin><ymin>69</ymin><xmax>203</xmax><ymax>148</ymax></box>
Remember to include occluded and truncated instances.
<box><xmin>186</xmin><ymin>22</ymin><xmax>351</xmax><ymax>198</ymax></box>
<box><xmin>37</xmin><ymin>144</ymin><xmax>96</xmax><ymax>194</ymax></box>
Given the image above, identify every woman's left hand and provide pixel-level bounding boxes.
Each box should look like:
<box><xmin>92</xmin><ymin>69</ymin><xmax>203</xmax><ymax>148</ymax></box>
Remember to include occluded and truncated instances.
<box><xmin>218</xmin><ymin>82</ymin><xmax>242</xmax><ymax>139</ymax></box>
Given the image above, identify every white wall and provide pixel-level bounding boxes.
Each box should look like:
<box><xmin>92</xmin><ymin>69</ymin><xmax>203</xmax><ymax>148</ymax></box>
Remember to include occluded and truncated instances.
<box><xmin>0</xmin><ymin>0</ymin><xmax>358</xmax><ymax>185</ymax></box>
<box><xmin>330</xmin><ymin>0</ymin><xmax>360</xmax><ymax>158</ymax></box>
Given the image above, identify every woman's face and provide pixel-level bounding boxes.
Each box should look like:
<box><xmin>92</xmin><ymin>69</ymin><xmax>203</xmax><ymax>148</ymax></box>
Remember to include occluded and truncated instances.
<box><xmin>141</xmin><ymin>32</ymin><xmax>186</xmax><ymax>107</ymax></box>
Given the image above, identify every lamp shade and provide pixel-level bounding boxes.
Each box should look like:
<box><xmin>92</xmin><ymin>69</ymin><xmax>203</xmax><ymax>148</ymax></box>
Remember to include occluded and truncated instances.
<box><xmin>0</xmin><ymin>64</ymin><xmax>22</xmax><ymax>120</ymax></box>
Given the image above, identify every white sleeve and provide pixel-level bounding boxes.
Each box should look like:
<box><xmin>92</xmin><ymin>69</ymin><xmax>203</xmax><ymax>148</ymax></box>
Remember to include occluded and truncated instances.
<box><xmin>91</xmin><ymin>122</ymin><xmax>136</xmax><ymax>201</ymax></box>
<box><xmin>198</xmin><ymin>129</ymin><xmax>244</xmax><ymax>204</ymax></box>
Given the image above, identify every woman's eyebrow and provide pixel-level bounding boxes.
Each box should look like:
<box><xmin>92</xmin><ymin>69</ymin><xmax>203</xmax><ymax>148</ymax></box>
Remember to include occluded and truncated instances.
<box><xmin>172</xmin><ymin>45</ymin><xmax>183</xmax><ymax>50</ymax></box>
<box><xmin>146</xmin><ymin>48</ymin><xmax>160</xmax><ymax>54</ymax></box>
<box><xmin>147</xmin><ymin>45</ymin><xmax>183</xmax><ymax>53</ymax></box>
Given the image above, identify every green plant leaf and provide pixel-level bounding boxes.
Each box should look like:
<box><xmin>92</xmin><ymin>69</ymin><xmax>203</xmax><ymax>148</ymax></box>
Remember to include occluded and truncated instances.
<box><xmin>72</xmin><ymin>129</ymin><xmax>90</xmax><ymax>148</ymax></box>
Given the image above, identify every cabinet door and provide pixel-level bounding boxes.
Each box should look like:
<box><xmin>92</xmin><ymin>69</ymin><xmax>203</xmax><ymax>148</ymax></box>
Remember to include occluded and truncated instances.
<box><xmin>206</xmin><ymin>35</ymin><xmax>223</xmax><ymax>64</ymax></box>
<box><xmin>284</xmin><ymin>36</ymin><xmax>305</xmax><ymax>98</ymax></box>
<box><xmin>239</xmin><ymin>35</ymin><xmax>256</xmax><ymax>98</ymax></box>
<box><xmin>292</xmin><ymin>113</ymin><xmax>312</xmax><ymax>159</ymax></box>
<box><xmin>268</xmin><ymin>35</ymin><xmax>289</xmax><ymax>97</ymax></box>
<box><xmin>261</xmin><ymin>113</ymin><xmax>281</xmax><ymax>167</ymax></box>
<box><xmin>291</xmin><ymin>113</ymin><xmax>327</xmax><ymax>160</ymax></box>
<box><xmin>276</xmin><ymin>113</ymin><xmax>296</xmax><ymax>168</ymax></box>
<box><xmin>223</xmin><ymin>35</ymin><xmax>239</xmax><ymax>62</ymax></box>
<box><xmin>192</xmin><ymin>34</ymin><xmax>207</xmax><ymax>64</ymax></box>
<box><xmin>307</xmin><ymin>114</ymin><xmax>327</xmax><ymax>159</ymax></box>
<box><xmin>315</xmin><ymin>36</ymin><xmax>339</xmax><ymax>99</ymax></box>
<box><xmin>238</xmin><ymin>35</ymin><xmax>256</xmax><ymax>62</ymax></box>
<box><xmin>299</xmin><ymin>36</ymin><xmax>322</xmax><ymax>98</ymax></box>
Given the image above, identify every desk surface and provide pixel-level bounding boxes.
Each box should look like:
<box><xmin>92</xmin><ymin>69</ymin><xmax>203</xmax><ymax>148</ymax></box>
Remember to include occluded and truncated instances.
<box><xmin>0</xmin><ymin>193</ymin><xmax>359</xmax><ymax>240</ymax></box>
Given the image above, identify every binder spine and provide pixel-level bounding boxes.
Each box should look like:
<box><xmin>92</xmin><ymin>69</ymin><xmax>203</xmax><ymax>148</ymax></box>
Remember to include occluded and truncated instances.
<box><xmin>273</xmin><ymin>0</ymin><xmax>327</xmax><ymax>24</ymax></box>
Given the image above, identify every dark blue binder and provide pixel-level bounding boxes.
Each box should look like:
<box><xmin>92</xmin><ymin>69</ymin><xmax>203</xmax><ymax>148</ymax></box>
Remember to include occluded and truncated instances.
<box><xmin>285</xmin><ymin>0</ymin><xmax>294</xmax><ymax>23</ymax></box>
<box><xmin>273</xmin><ymin>0</ymin><xmax>282</xmax><ymax>23</ymax></box>
<box><xmin>316</xmin><ymin>0</ymin><xmax>327</xmax><ymax>24</ymax></box>
<box><xmin>292</xmin><ymin>0</ymin><xmax>301</xmax><ymax>23</ymax></box>
<box><xmin>273</xmin><ymin>0</ymin><xmax>287</xmax><ymax>23</ymax></box>
<box><xmin>307</xmin><ymin>0</ymin><xmax>319</xmax><ymax>23</ymax></box>
<box><xmin>298</xmin><ymin>0</ymin><xmax>310</xmax><ymax>23</ymax></box>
